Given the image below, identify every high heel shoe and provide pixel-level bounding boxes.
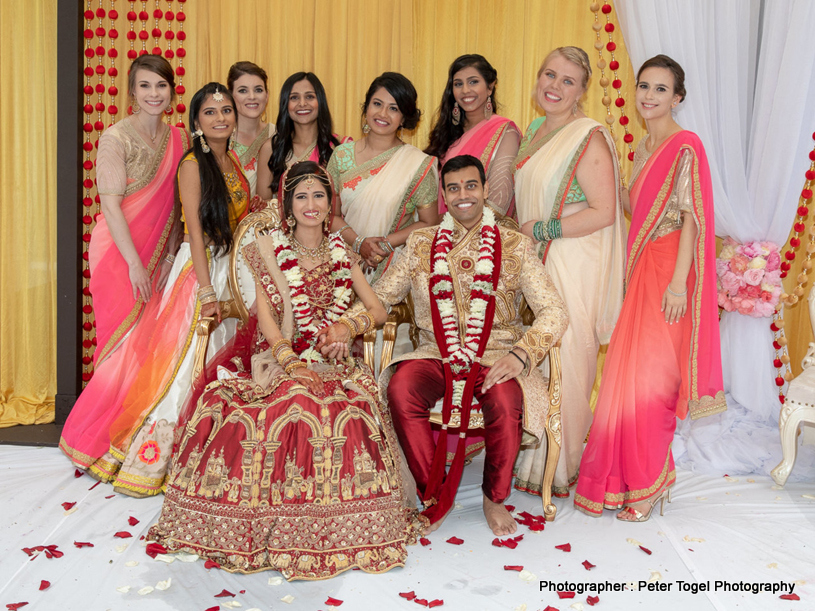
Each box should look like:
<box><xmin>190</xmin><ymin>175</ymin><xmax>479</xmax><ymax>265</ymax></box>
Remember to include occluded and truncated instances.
<box><xmin>616</xmin><ymin>486</ymin><xmax>673</xmax><ymax>522</ymax></box>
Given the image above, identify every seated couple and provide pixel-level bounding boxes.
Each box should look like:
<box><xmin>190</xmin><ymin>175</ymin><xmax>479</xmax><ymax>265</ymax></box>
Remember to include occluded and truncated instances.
<box><xmin>148</xmin><ymin>156</ymin><xmax>568</xmax><ymax>580</ymax></box>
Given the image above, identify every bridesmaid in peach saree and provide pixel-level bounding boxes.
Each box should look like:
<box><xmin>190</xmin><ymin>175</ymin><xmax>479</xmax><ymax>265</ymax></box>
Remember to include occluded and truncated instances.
<box><xmin>574</xmin><ymin>55</ymin><xmax>725</xmax><ymax>521</ymax></box>
<box><xmin>425</xmin><ymin>54</ymin><xmax>520</xmax><ymax>216</ymax></box>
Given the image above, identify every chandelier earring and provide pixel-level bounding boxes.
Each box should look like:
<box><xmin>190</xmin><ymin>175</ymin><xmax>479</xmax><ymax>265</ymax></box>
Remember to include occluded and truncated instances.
<box><xmin>362</xmin><ymin>122</ymin><xmax>371</xmax><ymax>134</ymax></box>
<box><xmin>286</xmin><ymin>214</ymin><xmax>296</xmax><ymax>231</ymax></box>
<box><xmin>131</xmin><ymin>98</ymin><xmax>141</xmax><ymax>114</ymax></box>
<box><xmin>572</xmin><ymin>103</ymin><xmax>578</xmax><ymax>116</ymax></box>
<box><xmin>484</xmin><ymin>95</ymin><xmax>493</xmax><ymax>120</ymax></box>
<box><xmin>451</xmin><ymin>102</ymin><xmax>461</xmax><ymax>126</ymax></box>
<box><xmin>194</xmin><ymin>128</ymin><xmax>211</xmax><ymax>153</ymax></box>
<box><xmin>323</xmin><ymin>212</ymin><xmax>332</xmax><ymax>235</ymax></box>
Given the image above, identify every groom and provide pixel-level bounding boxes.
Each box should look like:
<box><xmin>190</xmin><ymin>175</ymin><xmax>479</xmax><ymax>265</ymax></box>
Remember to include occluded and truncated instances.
<box><xmin>322</xmin><ymin>155</ymin><xmax>567</xmax><ymax>535</ymax></box>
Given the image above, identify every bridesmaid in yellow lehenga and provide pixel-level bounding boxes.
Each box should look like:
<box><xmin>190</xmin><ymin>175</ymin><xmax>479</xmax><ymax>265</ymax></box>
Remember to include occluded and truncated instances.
<box><xmin>513</xmin><ymin>47</ymin><xmax>627</xmax><ymax>500</ymax></box>
<box><xmin>327</xmin><ymin>72</ymin><xmax>439</xmax><ymax>283</ymax></box>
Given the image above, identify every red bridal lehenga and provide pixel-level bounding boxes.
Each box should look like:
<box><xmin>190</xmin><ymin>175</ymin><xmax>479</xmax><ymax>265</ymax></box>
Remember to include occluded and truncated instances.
<box><xmin>148</xmin><ymin>234</ymin><xmax>418</xmax><ymax>580</ymax></box>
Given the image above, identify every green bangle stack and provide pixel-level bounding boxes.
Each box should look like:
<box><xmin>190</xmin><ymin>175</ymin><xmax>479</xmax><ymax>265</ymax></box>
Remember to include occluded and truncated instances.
<box><xmin>532</xmin><ymin>219</ymin><xmax>563</xmax><ymax>243</ymax></box>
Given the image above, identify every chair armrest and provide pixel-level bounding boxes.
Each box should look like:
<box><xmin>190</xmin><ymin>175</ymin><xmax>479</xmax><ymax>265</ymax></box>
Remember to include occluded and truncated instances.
<box><xmin>190</xmin><ymin>299</ymin><xmax>240</xmax><ymax>384</ymax></box>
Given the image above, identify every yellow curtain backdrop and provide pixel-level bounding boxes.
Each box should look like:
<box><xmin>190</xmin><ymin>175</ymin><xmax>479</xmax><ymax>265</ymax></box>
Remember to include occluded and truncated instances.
<box><xmin>0</xmin><ymin>1</ymin><xmax>57</xmax><ymax>427</ymax></box>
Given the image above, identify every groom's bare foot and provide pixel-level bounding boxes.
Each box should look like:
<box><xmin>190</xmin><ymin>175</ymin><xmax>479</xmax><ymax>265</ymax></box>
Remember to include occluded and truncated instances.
<box><xmin>483</xmin><ymin>495</ymin><xmax>517</xmax><ymax>536</ymax></box>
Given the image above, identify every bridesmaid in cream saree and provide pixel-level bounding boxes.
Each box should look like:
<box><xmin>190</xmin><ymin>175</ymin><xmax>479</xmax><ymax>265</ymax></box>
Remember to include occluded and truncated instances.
<box><xmin>327</xmin><ymin>72</ymin><xmax>438</xmax><ymax>283</ymax></box>
<box><xmin>513</xmin><ymin>47</ymin><xmax>626</xmax><ymax>499</ymax></box>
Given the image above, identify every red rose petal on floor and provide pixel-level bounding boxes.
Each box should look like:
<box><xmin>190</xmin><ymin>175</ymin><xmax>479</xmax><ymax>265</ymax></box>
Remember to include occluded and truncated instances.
<box><xmin>504</xmin><ymin>504</ymin><xmax>515</xmax><ymax>512</ymax></box>
<box><xmin>503</xmin><ymin>565</ymin><xmax>524</xmax><ymax>571</ymax></box>
<box><xmin>428</xmin><ymin>600</ymin><xmax>444</xmax><ymax>608</ymax></box>
<box><xmin>113</xmin><ymin>531</ymin><xmax>132</xmax><ymax>539</ymax></box>
<box><xmin>639</xmin><ymin>545</ymin><xmax>652</xmax><ymax>555</ymax></box>
<box><xmin>43</xmin><ymin>545</ymin><xmax>63</xmax><ymax>559</ymax></box>
<box><xmin>145</xmin><ymin>543</ymin><xmax>167</xmax><ymax>558</ymax></box>
<box><xmin>582</xmin><ymin>560</ymin><xmax>596</xmax><ymax>570</ymax></box>
<box><xmin>204</xmin><ymin>559</ymin><xmax>221</xmax><ymax>569</ymax></box>
<box><xmin>104</xmin><ymin>494</ymin><xmax>115</xmax><ymax>499</ymax></box>
<box><xmin>38</xmin><ymin>580</ymin><xmax>50</xmax><ymax>591</ymax></box>
<box><xmin>204</xmin><ymin>607</ymin><xmax>219</xmax><ymax>611</ymax></box>
<box><xmin>399</xmin><ymin>591</ymin><xmax>417</xmax><ymax>600</ymax></box>
<box><xmin>446</xmin><ymin>536</ymin><xmax>464</xmax><ymax>545</ymax></box>
<box><xmin>325</xmin><ymin>596</ymin><xmax>343</xmax><ymax>606</ymax></box>
<box><xmin>73</xmin><ymin>541</ymin><xmax>94</xmax><ymax>548</ymax></box>
<box><xmin>6</xmin><ymin>603</ymin><xmax>29</xmax><ymax>610</ymax></box>
<box><xmin>74</xmin><ymin>469</ymin><xmax>84</xmax><ymax>478</ymax></box>
<box><xmin>587</xmin><ymin>595</ymin><xmax>600</xmax><ymax>605</ymax></box>
<box><xmin>419</xmin><ymin>538</ymin><xmax>431</xmax><ymax>546</ymax></box>
<box><xmin>239</xmin><ymin>590</ymin><xmax>245</xmax><ymax>594</ymax></box>
<box><xmin>555</xmin><ymin>543</ymin><xmax>571</xmax><ymax>552</ymax></box>
<box><xmin>88</xmin><ymin>481</ymin><xmax>101</xmax><ymax>490</ymax></box>
<box><xmin>128</xmin><ymin>516</ymin><xmax>139</xmax><ymax>526</ymax></box>
<box><xmin>414</xmin><ymin>599</ymin><xmax>429</xmax><ymax>607</ymax></box>
<box><xmin>544</xmin><ymin>606</ymin><xmax>560</xmax><ymax>611</ymax></box>
<box><xmin>529</xmin><ymin>523</ymin><xmax>545</xmax><ymax>531</ymax></box>
<box><xmin>556</xmin><ymin>591</ymin><xmax>576</xmax><ymax>599</ymax></box>
<box><xmin>214</xmin><ymin>589</ymin><xmax>236</xmax><ymax>598</ymax></box>
<box><xmin>780</xmin><ymin>593</ymin><xmax>800</xmax><ymax>601</ymax></box>
<box><xmin>61</xmin><ymin>502</ymin><xmax>76</xmax><ymax>511</ymax></box>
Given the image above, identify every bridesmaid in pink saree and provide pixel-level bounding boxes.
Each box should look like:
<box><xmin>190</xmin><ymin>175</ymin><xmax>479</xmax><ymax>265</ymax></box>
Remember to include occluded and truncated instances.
<box><xmin>425</xmin><ymin>54</ymin><xmax>520</xmax><ymax>217</ymax></box>
<box><xmin>88</xmin><ymin>55</ymin><xmax>187</xmax><ymax>367</ymax></box>
<box><xmin>574</xmin><ymin>55</ymin><xmax>726</xmax><ymax>521</ymax></box>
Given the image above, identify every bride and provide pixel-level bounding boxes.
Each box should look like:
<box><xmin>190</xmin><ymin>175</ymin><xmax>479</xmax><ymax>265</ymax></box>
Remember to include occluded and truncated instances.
<box><xmin>148</xmin><ymin>161</ymin><xmax>420</xmax><ymax>579</ymax></box>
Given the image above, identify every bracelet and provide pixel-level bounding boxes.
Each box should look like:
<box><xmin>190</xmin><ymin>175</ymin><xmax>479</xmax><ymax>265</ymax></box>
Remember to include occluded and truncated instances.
<box><xmin>271</xmin><ymin>338</ymin><xmax>292</xmax><ymax>359</ymax></box>
<box><xmin>352</xmin><ymin>235</ymin><xmax>366</xmax><ymax>254</ymax></box>
<box><xmin>164</xmin><ymin>253</ymin><xmax>176</xmax><ymax>264</ymax></box>
<box><xmin>379</xmin><ymin>237</ymin><xmax>395</xmax><ymax>254</ymax></box>
<box><xmin>666</xmin><ymin>285</ymin><xmax>688</xmax><ymax>297</ymax></box>
<box><xmin>337</xmin><ymin>224</ymin><xmax>352</xmax><ymax>236</ymax></box>
<box><xmin>338</xmin><ymin>317</ymin><xmax>359</xmax><ymax>338</ymax></box>
<box><xmin>532</xmin><ymin>221</ymin><xmax>549</xmax><ymax>243</ymax></box>
<box><xmin>546</xmin><ymin>218</ymin><xmax>563</xmax><ymax>240</ymax></box>
<box><xmin>509</xmin><ymin>349</ymin><xmax>527</xmax><ymax>368</ymax></box>
<box><xmin>284</xmin><ymin>360</ymin><xmax>307</xmax><ymax>375</ymax></box>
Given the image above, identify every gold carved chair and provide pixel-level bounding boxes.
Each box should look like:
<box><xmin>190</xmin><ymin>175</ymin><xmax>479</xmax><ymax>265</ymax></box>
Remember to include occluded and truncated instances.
<box><xmin>192</xmin><ymin>209</ymin><xmax>379</xmax><ymax>383</ymax></box>
<box><xmin>378</xmin><ymin>297</ymin><xmax>563</xmax><ymax>522</ymax></box>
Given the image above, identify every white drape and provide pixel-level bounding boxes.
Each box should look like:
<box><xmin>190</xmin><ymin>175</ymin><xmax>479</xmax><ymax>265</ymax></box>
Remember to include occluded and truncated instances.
<box><xmin>615</xmin><ymin>0</ymin><xmax>815</xmax><ymax>476</ymax></box>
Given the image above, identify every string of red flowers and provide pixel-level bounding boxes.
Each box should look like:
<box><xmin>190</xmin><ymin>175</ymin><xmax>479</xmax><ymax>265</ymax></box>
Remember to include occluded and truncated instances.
<box><xmin>594</xmin><ymin>2</ymin><xmax>635</xmax><ymax>162</ymax></box>
<box><xmin>126</xmin><ymin>1</ymin><xmax>137</xmax><ymax>59</ymax></box>
<box><xmin>174</xmin><ymin>0</ymin><xmax>187</xmax><ymax>127</ymax></box>
<box><xmin>772</xmin><ymin>132</ymin><xmax>815</xmax><ymax>403</ymax></box>
<box><xmin>81</xmin><ymin>1</ymin><xmax>97</xmax><ymax>382</ymax></box>
<box><xmin>139</xmin><ymin>1</ymin><xmax>148</xmax><ymax>54</ymax></box>
<box><xmin>588</xmin><ymin>3</ymin><xmax>619</xmax><ymax>140</ymax></box>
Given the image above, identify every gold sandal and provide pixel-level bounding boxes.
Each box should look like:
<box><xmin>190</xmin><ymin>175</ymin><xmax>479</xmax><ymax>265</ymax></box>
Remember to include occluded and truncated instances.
<box><xmin>616</xmin><ymin>486</ymin><xmax>673</xmax><ymax>522</ymax></box>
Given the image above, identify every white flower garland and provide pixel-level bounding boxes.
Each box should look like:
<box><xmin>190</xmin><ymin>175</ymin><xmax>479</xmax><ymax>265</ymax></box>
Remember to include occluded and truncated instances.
<box><xmin>271</xmin><ymin>228</ymin><xmax>354</xmax><ymax>363</ymax></box>
<box><xmin>429</xmin><ymin>208</ymin><xmax>498</xmax><ymax>409</ymax></box>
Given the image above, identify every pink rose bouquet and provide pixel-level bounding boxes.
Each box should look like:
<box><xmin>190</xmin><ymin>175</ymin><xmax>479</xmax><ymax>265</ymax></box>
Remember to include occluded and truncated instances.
<box><xmin>716</xmin><ymin>237</ymin><xmax>782</xmax><ymax>317</ymax></box>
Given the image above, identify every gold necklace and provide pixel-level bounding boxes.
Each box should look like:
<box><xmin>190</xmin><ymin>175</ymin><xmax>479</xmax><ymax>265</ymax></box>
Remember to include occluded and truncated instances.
<box><xmin>291</xmin><ymin>235</ymin><xmax>329</xmax><ymax>261</ymax></box>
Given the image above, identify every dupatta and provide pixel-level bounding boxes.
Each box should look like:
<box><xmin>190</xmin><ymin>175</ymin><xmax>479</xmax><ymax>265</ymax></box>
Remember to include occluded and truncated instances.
<box><xmin>90</xmin><ymin>126</ymin><xmax>187</xmax><ymax>366</ymax></box>
<box><xmin>437</xmin><ymin>115</ymin><xmax>519</xmax><ymax>213</ymax></box>
<box><xmin>628</xmin><ymin>131</ymin><xmax>725</xmax><ymax>420</ymax></box>
<box><xmin>514</xmin><ymin>117</ymin><xmax>626</xmax><ymax>343</ymax></box>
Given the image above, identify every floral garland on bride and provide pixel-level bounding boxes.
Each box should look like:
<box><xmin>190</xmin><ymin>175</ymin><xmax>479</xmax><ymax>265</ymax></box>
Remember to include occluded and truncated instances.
<box><xmin>429</xmin><ymin>207</ymin><xmax>498</xmax><ymax>409</ymax></box>
<box><xmin>271</xmin><ymin>228</ymin><xmax>354</xmax><ymax>362</ymax></box>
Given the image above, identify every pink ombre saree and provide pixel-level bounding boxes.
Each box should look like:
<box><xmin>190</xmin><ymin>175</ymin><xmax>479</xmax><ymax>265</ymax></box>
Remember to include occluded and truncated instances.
<box><xmin>574</xmin><ymin>131</ymin><xmax>725</xmax><ymax>517</ymax></box>
<box><xmin>89</xmin><ymin>124</ymin><xmax>188</xmax><ymax>366</ymax></box>
<box><xmin>437</xmin><ymin>115</ymin><xmax>519</xmax><ymax>216</ymax></box>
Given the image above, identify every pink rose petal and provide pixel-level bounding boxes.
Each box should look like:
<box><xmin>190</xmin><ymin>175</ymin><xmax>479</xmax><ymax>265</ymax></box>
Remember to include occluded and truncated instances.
<box><xmin>503</xmin><ymin>565</ymin><xmax>524</xmax><ymax>571</ymax></box>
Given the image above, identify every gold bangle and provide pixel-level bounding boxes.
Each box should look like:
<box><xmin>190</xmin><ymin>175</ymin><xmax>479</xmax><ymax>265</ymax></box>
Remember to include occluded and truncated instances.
<box><xmin>285</xmin><ymin>360</ymin><xmax>307</xmax><ymax>375</ymax></box>
<box><xmin>338</xmin><ymin>317</ymin><xmax>358</xmax><ymax>338</ymax></box>
<box><xmin>271</xmin><ymin>338</ymin><xmax>292</xmax><ymax>357</ymax></box>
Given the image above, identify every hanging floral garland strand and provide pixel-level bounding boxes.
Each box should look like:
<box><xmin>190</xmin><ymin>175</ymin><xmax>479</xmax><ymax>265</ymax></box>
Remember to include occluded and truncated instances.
<box><xmin>772</xmin><ymin>133</ymin><xmax>815</xmax><ymax>403</ymax></box>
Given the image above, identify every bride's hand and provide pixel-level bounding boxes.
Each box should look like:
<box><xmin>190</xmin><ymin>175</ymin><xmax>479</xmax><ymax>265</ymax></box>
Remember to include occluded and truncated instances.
<box><xmin>290</xmin><ymin>368</ymin><xmax>324</xmax><ymax>395</ymax></box>
<box><xmin>321</xmin><ymin>342</ymin><xmax>349</xmax><ymax>360</ymax></box>
<box><xmin>316</xmin><ymin>323</ymin><xmax>351</xmax><ymax>351</ymax></box>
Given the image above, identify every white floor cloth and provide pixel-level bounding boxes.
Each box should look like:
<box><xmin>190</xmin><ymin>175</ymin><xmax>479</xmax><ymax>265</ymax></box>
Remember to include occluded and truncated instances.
<box><xmin>1</xmin><ymin>446</ymin><xmax>812</xmax><ymax>611</ymax></box>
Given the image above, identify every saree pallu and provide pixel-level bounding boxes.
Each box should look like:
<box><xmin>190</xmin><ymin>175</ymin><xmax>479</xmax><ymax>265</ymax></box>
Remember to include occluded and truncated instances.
<box><xmin>335</xmin><ymin>143</ymin><xmax>437</xmax><ymax>283</ymax></box>
<box><xmin>89</xmin><ymin>126</ymin><xmax>185</xmax><ymax>366</ymax></box>
<box><xmin>574</xmin><ymin>131</ymin><xmax>725</xmax><ymax>516</ymax></box>
<box><xmin>437</xmin><ymin>115</ymin><xmax>519</xmax><ymax>215</ymax></box>
<box><xmin>513</xmin><ymin>117</ymin><xmax>626</xmax><ymax>497</ymax></box>
<box><xmin>60</xmin><ymin>243</ymin><xmax>237</xmax><ymax>497</ymax></box>
<box><xmin>234</xmin><ymin>124</ymin><xmax>272</xmax><ymax>197</ymax></box>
